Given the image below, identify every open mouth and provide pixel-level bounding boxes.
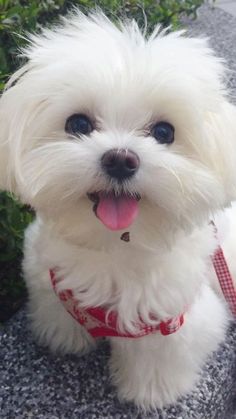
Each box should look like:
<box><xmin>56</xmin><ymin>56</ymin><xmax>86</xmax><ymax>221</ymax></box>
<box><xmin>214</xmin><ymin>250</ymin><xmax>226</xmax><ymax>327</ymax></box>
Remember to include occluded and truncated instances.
<box><xmin>87</xmin><ymin>191</ymin><xmax>140</xmax><ymax>231</ymax></box>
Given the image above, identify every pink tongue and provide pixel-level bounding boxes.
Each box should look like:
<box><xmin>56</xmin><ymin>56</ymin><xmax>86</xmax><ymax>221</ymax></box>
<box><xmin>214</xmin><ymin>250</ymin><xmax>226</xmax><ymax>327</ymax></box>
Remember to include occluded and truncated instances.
<box><xmin>96</xmin><ymin>194</ymin><xmax>139</xmax><ymax>231</ymax></box>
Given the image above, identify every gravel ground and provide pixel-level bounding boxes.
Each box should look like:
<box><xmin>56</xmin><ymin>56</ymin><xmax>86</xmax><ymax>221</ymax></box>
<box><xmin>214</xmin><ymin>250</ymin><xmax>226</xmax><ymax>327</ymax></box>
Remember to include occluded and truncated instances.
<box><xmin>1</xmin><ymin>3</ymin><xmax>236</xmax><ymax>419</ymax></box>
<box><xmin>0</xmin><ymin>309</ymin><xmax>236</xmax><ymax>419</ymax></box>
<box><xmin>185</xmin><ymin>3</ymin><xmax>236</xmax><ymax>100</ymax></box>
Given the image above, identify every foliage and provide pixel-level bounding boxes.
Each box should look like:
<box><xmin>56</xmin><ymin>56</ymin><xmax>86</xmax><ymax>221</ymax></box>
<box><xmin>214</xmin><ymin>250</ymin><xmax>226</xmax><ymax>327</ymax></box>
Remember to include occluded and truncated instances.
<box><xmin>0</xmin><ymin>192</ymin><xmax>33</xmax><ymax>321</ymax></box>
<box><xmin>0</xmin><ymin>192</ymin><xmax>33</xmax><ymax>263</ymax></box>
<box><xmin>0</xmin><ymin>0</ymin><xmax>203</xmax><ymax>319</ymax></box>
<box><xmin>0</xmin><ymin>0</ymin><xmax>203</xmax><ymax>88</ymax></box>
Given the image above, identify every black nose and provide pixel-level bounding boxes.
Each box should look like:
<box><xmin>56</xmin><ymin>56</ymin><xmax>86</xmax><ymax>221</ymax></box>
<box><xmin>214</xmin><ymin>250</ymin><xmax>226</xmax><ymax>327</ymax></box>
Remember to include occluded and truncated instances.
<box><xmin>101</xmin><ymin>148</ymin><xmax>140</xmax><ymax>181</ymax></box>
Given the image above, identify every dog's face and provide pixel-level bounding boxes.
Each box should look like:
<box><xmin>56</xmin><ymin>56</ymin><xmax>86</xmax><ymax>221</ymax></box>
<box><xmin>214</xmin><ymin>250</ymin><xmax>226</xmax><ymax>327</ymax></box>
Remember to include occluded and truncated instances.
<box><xmin>1</xmin><ymin>13</ymin><xmax>236</xmax><ymax>237</ymax></box>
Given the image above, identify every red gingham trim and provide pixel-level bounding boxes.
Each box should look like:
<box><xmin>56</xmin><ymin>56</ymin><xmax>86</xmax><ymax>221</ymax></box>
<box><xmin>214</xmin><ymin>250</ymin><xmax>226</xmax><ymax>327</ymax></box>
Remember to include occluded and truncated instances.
<box><xmin>50</xmin><ymin>270</ymin><xmax>184</xmax><ymax>338</ymax></box>
<box><xmin>212</xmin><ymin>246</ymin><xmax>236</xmax><ymax>317</ymax></box>
<box><xmin>50</xmin><ymin>222</ymin><xmax>236</xmax><ymax>337</ymax></box>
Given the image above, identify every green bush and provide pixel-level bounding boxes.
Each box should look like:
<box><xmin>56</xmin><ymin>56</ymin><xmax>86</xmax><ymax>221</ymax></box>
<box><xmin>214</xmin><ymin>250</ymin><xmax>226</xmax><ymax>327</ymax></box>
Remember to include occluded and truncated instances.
<box><xmin>0</xmin><ymin>0</ymin><xmax>203</xmax><ymax>88</ymax></box>
<box><xmin>0</xmin><ymin>0</ymin><xmax>204</xmax><ymax>320</ymax></box>
<box><xmin>0</xmin><ymin>193</ymin><xmax>33</xmax><ymax>321</ymax></box>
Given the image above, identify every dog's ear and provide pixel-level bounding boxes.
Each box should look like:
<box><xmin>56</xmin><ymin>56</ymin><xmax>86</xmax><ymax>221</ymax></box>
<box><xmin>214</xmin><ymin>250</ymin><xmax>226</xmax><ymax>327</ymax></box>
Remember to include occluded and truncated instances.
<box><xmin>0</xmin><ymin>65</ymin><xmax>33</xmax><ymax>196</ymax></box>
<box><xmin>0</xmin><ymin>89</ymin><xmax>16</xmax><ymax>193</ymax></box>
<box><xmin>204</xmin><ymin>100</ymin><xmax>236</xmax><ymax>206</ymax></box>
<box><xmin>0</xmin><ymin>86</ymin><xmax>18</xmax><ymax>195</ymax></box>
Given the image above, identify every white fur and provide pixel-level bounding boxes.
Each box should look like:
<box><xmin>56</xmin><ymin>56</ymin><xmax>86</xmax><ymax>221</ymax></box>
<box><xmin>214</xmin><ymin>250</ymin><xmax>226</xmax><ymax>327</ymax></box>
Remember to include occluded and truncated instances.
<box><xmin>0</xmin><ymin>11</ymin><xmax>236</xmax><ymax>409</ymax></box>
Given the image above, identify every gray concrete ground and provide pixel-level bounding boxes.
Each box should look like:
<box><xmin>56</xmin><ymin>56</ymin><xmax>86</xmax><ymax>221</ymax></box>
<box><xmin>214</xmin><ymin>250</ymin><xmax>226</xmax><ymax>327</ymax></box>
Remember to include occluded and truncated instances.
<box><xmin>184</xmin><ymin>2</ymin><xmax>236</xmax><ymax>100</ymax></box>
<box><xmin>1</xmin><ymin>3</ymin><xmax>236</xmax><ymax>419</ymax></box>
<box><xmin>216</xmin><ymin>0</ymin><xmax>236</xmax><ymax>18</ymax></box>
<box><xmin>1</xmin><ymin>309</ymin><xmax>235</xmax><ymax>419</ymax></box>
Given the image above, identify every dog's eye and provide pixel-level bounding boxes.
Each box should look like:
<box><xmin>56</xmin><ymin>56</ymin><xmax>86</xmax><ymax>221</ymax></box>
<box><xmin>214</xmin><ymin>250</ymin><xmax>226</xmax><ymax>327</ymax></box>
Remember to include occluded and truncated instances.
<box><xmin>152</xmin><ymin>122</ymin><xmax>174</xmax><ymax>145</ymax></box>
<box><xmin>65</xmin><ymin>114</ymin><xmax>93</xmax><ymax>136</ymax></box>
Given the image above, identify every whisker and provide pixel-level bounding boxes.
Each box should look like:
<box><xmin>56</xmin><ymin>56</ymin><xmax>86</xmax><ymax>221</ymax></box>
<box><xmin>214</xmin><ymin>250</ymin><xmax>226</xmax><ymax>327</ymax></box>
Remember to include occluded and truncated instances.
<box><xmin>161</xmin><ymin>164</ymin><xmax>185</xmax><ymax>195</ymax></box>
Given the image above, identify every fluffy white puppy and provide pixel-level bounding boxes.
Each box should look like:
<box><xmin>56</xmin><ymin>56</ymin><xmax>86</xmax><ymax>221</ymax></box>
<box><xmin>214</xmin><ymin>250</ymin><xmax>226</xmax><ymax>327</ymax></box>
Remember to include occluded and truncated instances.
<box><xmin>0</xmin><ymin>11</ymin><xmax>236</xmax><ymax>410</ymax></box>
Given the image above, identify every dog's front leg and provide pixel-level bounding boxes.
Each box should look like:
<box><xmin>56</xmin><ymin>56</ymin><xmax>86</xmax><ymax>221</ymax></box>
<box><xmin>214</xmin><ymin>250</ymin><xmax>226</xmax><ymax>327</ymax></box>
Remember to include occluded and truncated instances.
<box><xmin>109</xmin><ymin>285</ymin><xmax>228</xmax><ymax>409</ymax></box>
<box><xmin>109</xmin><ymin>332</ymin><xmax>198</xmax><ymax>409</ymax></box>
<box><xmin>25</xmin><ymin>268</ymin><xmax>95</xmax><ymax>355</ymax></box>
<box><xmin>23</xmin><ymin>222</ymin><xmax>95</xmax><ymax>355</ymax></box>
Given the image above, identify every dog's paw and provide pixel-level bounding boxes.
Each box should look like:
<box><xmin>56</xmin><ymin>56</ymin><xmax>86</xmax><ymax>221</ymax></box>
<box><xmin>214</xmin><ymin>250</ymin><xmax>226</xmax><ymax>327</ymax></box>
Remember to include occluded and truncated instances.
<box><xmin>28</xmin><ymin>298</ymin><xmax>95</xmax><ymax>355</ymax></box>
<box><xmin>110</xmin><ymin>357</ymin><xmax>197</xmax><ymax>410</ymax></box>
<box><xmin>32</xmin><ymin>314</ymin><xmax>95</xmax><ymax>355</ymax></box>
<box><xmin>109</xmin><ymin>338</ymin><xmax>198</xmax><ymax>410</ymax></box>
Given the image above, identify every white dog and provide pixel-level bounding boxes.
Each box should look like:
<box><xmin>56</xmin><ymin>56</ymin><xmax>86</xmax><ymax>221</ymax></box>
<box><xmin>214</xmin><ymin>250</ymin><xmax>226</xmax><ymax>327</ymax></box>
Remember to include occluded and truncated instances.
<box><xmin>0</xmin><ymin>11</ymin><xmax>236</xmax><ymax>410</ymax></box>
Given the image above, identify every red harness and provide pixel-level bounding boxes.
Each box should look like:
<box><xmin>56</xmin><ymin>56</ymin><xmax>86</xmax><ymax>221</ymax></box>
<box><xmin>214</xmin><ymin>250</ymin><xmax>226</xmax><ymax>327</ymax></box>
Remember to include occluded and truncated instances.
<box><xmin>50</xmin><ymin>269</ymin><xmax>184</xmax><ymax>338</ymax></box>
<box><xmin>50</xmin><ymin>242</ymin><xmax>236</xmax><ymax>339</ymax></box>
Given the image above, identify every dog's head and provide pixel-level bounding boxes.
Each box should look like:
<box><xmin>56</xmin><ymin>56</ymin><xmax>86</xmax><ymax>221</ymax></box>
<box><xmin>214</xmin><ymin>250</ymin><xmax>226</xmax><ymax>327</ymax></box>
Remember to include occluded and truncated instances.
<box><xmin>1</xmin><ymin>12</ymin><xmax>236</xmax><ymax>238</ymax></box>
